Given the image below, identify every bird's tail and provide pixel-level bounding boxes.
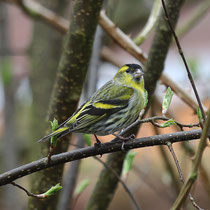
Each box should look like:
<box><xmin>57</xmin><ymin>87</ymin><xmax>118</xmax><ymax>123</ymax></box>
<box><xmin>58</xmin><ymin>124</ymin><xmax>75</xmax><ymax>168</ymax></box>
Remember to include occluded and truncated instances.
<box><xmin>37</xmin><ymin>127</ymin><xmax>70</xmax><ymax>143</ymax></box>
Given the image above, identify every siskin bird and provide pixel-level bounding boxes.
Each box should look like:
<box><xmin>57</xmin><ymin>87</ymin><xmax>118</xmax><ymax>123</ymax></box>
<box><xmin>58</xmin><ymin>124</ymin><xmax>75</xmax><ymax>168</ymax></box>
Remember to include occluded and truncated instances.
<box><xmin>38</xmin><ymin>63</ymin><xmax>145</xmax><ymax>143</ymax></box>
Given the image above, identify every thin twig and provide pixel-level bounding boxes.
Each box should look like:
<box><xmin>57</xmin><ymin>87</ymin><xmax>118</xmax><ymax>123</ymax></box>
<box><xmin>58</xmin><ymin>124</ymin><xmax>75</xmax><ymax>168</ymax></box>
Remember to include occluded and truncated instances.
<box><xmin>167</xmin><ymin>143</ymin><xmax>184</xmax><ymax>183</ymax></box>
<box><xmin>10</xmin><ymin>182</ymin><xmax>46</xmax><ymax>199</ymax></box>
<box><xmin>171</xmin><ymin>110</ymin><xmax>210</xmax><ymax>210</ymax></box>
<box><xmin>99</xmin><ymin>10</ymin><xmax>147</xmax><ymax>64</ymax></box>
<box><xmin>94</xmin><ymin>157</ymin><xmax>141</xmax><ymax>210</ymax></box>
<box><xmin>151</xmin><ymin>104</ymin><xmax>181</xmax><ymax>194</ymax></box>
<box><xmin>167</xmin><ymin>143</ymin><xmax>202</xmax><ymax>210</ymax></box>
<box><xmin>119</xmin><ymin>116</ymin><xmax>200</xmax><ymax>137</ymax></box>
<box><xmin>161</xmin><ymin>0</ymin><xmax>206</xmax><ymax>122</ymax></box>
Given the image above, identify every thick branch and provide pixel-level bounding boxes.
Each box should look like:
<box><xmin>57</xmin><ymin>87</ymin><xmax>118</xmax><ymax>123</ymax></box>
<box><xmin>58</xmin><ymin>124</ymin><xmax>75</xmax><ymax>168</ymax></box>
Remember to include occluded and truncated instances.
<box><xmin>0</xmin><ymin>129</ymin><xmax>207</xmax><ymax>186</ymax></box>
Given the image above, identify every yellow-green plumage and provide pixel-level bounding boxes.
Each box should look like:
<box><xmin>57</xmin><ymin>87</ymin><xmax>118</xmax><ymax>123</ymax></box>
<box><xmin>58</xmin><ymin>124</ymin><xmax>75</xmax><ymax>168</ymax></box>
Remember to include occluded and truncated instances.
<box><xmin>38</xmin><ymin>64</ymin><xmax>145</xmax><ymax>143</ymax></box>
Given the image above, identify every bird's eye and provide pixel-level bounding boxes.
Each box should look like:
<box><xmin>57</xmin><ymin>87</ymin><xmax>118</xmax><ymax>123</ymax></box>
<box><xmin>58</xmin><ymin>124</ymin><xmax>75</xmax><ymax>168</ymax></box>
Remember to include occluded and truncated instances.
<box><xmin>126</xmin><ymin>69</ymin><xmax>130</xmax><ymax>73</ymax></box>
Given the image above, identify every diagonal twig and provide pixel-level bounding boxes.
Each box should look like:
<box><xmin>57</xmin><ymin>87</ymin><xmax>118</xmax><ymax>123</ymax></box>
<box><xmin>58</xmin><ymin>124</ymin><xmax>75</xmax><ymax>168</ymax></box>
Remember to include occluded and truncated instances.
<box><xmin>94</xmin><ymin>157</ymin><xmax>141</xmax><ymax>210</ymax></box>
<box><xmin>161</xmin><ymin>0</ymin><xmax>206</xmax><ymax>122</ymax></box>
<box><xmin>171</xmin><ymin>110</ymin><xmax>210</xmax><ymax>209</ymax></box>
<box><xmin>167</xmin><ymin>143</ymin><xmax>202</xmax><ymax>210</ymax></box>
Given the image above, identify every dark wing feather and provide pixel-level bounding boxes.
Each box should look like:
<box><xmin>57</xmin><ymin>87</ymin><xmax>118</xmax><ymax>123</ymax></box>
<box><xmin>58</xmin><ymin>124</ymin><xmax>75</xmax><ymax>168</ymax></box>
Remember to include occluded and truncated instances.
<box><xmin>64</xmin><ymin>83</ymin><xmax>134</xmax><ymax>132</ymax></box>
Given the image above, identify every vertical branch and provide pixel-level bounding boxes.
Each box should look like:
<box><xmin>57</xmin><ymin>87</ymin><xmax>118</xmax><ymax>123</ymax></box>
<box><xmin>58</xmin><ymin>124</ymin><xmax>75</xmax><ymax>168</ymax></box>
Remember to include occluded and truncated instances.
<box><xmin>27</xmin><ymin>0</ymin><xmax>103</xmax><ymax>209</ymax></box>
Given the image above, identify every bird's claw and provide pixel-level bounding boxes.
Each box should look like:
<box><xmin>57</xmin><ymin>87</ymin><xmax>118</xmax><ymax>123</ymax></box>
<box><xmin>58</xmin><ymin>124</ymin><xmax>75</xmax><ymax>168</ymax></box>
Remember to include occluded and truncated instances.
<box><xmin>113</xmin><ymin>133</ymin><xmax>136</xmax><ymax>141</ymax></box>
<box><xmin>94</xmin><ymin>141</ymin><xmax>101</xmax><ymax>148</ymax></box>
<box><xmin>121</xmin><ymin>141</ymin><xmax>126</xmax><ymax>152</ymax></box>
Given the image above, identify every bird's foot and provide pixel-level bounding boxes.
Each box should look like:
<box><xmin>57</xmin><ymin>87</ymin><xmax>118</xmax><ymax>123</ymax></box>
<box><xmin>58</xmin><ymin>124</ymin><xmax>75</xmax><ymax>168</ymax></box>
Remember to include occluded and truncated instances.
<box><xmin>112</xmin><ymin>133</ymin><xmax>135</xmax><ymax>141</ymax></box>
<box><xmin>93</xmin><ymin>135</ymin><xmax>103</xmax><ymax>157</ymax></box>
<box><xmin>112</xmin><ymin>134</ymin><xmax>136</xmax><ymax>152</ymax></box>
<box><xmin>94</xmin><ymin>134</ymin><xmax>102</xmax><ymax>148</ymax></box>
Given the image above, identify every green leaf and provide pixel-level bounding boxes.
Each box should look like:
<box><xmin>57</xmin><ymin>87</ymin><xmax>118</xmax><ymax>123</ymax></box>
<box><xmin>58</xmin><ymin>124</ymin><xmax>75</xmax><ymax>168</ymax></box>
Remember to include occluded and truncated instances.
<box><xmin>43</xmin><ymin>183</ymin><xmax>62</xmax><ymax>197</ymax></box>
<box><xmin>144</xmin><ymin>90</ymin><xmax>148</xmax><ymax>108</ymax></box>
<box><xmin>122</xmin><ymin>152</ymin><xmax>137</xmax><ymax>178</ymax></box>
<box><xmin>50</xmin><ymin>118</ymin><xmax>59</xmax><ymax>131</ymax></box>
<box><xmin>162</xmin><ymin>87</ymin><xmax>174</xmax><ymax>116</ymax></box>
<box><xmin>160</xmin><ymin>119</ymin><xmax>176</xmax><ymax>128</ymax></box>
<box><xmin>75</xmin><ymin>178</ymin><xmax>90</xmax><ymax>195</ymax></box>
<box><xmin>50</xmin><ymin>118</ymin><xmax>59</xmax><ymax>147</ymax></box>
<box><xmin>197</xmin><ymin>107</ymin><xmax>202</xmax><ymax>123</ymax></box>
<box><xmin>1</xmin><ymin>58</ymin><xmax>13</xmax><ymax>85</ymax></box>
<box><xmin>83</xmin><ymin>134</ymin><xmax>92</xmax><ymax>146</ymax></box>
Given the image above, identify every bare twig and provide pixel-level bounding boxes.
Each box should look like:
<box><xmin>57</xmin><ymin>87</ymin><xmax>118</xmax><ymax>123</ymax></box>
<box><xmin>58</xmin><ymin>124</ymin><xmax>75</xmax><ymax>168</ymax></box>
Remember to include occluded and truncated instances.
<box><xmin>167</xmin><ymin>143</ymin><xmax>202</xmax><ymax>210</ymax></box>
<box><xmin>10</xmin><ymin>182</ymin><xmax>49</xmax><ymax>199</ymax></box>
<box><xmin>120</xmin><ymin>116</ymin><xmax>199</xmax><ymax>136</ymax></box>
<box><xmin>20</xmin><ymin>0</ymin><xmax>68</xmax><ymax>33</ymax></box>
<box><xmin>99</xmin><ymin>10</ymin><xmax>147</xmax><ymax>64</ymax></box>
<box><xmin>94</xmin><ymin>157</ymin><xmax>141</xmax><ymax>210</ymax></box>
<box><xmin>151</xmin><ymin>105</ymin><xmax>181</xmax><ymax>194</ymax></box>
<box><xmin>171</xmin><ymin>110</ymin><xmax>210</xmax><ymax>210</ymax></box>
<box><xmin>161</xmin><ymin>0</ymin><xmax>206</xmax><ymax>122</ymax></box>
<box><xmin>133</xmin><ymin>0</ymin><xmax>161</xmax><ymax>45</ymax></box>
<box><xmin>167</xmin><ymin>143</ymin><xmax>184</xmax><ymax>182</ymax></box>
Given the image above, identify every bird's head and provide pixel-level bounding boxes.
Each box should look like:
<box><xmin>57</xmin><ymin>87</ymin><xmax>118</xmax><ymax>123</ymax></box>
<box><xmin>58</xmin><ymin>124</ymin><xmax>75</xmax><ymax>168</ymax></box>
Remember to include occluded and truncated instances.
<box><xmin>114</xmin><ymin>64</ymin><xmax>144</xmax><ymax>90</ymax></box>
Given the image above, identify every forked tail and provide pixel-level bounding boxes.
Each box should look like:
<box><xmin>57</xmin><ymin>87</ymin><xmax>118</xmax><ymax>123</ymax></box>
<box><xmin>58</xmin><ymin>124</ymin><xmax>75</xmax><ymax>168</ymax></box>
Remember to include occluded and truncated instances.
<box><xmin>37</xmin><ymin>127</ymin><xmax>70</xmax><ymax>143</ymax></box>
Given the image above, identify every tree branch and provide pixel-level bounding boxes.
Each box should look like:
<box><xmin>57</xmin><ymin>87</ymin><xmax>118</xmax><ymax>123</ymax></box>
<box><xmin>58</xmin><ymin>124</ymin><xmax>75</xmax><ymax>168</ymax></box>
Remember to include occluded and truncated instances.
<box><xmin>0</xmin><ymin>129</ymin><xmax>207</xmax><ymax>186</ymax></box>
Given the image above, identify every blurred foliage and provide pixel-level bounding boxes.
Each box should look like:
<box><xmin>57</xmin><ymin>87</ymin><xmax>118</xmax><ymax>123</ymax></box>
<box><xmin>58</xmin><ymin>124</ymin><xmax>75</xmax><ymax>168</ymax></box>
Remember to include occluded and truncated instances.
<box><xmin>83</xmin><ymin>134</ymin><xmax>92</xmax><ymax>146</ymax></box>
<box><xmin>75</xmin><ymin>178</ymin><xmax>90</xmax><ymax>196</ymax></box>
<box><xmin>0</xmin><ymin>58</ymin><xmax>12</xmax><ymax>86</ymax></box>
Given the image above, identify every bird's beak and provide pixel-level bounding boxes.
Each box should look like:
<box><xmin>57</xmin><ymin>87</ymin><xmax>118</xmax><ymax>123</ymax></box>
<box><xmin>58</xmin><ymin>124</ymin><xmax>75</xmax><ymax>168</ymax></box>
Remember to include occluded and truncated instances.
<box><xmin>134</xmin><ymin>69</ymin><xmax>144</xmax><ymax>79</ymax></box>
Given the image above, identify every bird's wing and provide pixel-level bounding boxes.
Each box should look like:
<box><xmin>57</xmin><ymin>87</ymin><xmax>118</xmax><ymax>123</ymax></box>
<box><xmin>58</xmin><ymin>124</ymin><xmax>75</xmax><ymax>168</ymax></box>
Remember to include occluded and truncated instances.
<box><xmin>64</xmin><ymin>83</ymin><xmax>134</xmax><ymax>131</ymax></box>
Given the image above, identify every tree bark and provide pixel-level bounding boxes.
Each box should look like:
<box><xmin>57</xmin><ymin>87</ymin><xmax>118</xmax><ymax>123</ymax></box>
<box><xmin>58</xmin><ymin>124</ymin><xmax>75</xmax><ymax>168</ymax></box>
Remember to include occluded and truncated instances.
<box><xmin>27</xmin><ymin>0</ymin><xmax>103</xmax><ymax>209</ymax></box>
